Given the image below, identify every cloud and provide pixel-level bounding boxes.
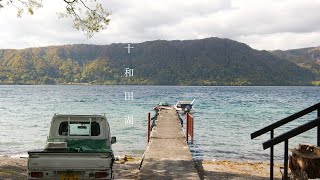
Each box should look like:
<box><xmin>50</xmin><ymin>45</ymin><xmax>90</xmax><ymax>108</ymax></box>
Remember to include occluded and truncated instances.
<box><xmin>0</xmin><ymin>0</ymin><xmax>319</xmax><ymax>50</ymax></box>
<box><xmin>0</xmin><ymin>0</ymin><xmax>82</xmax><ymax>48</ymax></box>
<box><xmin>238</xmin><ymin>32</ymin><xmax>320</xmax><ymax>50</ymax></box>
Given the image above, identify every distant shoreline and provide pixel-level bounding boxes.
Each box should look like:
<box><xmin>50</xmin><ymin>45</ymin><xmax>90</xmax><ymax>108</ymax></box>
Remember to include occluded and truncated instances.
<box><xmin>0</xmin><ymin>83</ymin><xmax>319</xmax><ymax>86</ymax></box>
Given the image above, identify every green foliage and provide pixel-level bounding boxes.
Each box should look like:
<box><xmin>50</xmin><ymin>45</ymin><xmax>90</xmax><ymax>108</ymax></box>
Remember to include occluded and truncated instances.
<box><xmin>59</xmin><ymin>0</ymin><xmax>110</xmax><ymax>37</ymax></box>
<box><xmin>0</xmin><ymin>38</ymin><xmax>317</xmax><ymax>85</ymax></box>
<box><xmin>0</xmin><ymin>0</ymin><xmax>42</xmax><ymax>17</ymax></box>
<box><xmin>311</xmin><ymin>81</ymin><xmax>320</xmax><ymax>86</ymax></box>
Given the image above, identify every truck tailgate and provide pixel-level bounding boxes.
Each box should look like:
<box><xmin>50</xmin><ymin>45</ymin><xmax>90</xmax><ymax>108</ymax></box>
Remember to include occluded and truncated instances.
<box><xmin>28</xmin><ymin>152</ymin><xmax>113</xmax><ymax>170</ymax></box>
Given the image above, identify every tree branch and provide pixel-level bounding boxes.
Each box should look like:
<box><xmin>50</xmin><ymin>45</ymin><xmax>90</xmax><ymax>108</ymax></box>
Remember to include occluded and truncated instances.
<box><xmin>65</xmin><ymin>3</ymin><xmax>89</xmax><ymax>29</ymax></box>
<box><xmin>63</xmin><ymin>0</ymin><xmax>76</xmax><ymax>3</ymax></box>
<box><xmin>79</xmin><ymin>0</ymin><xmax>94</xmax><ymax>11</ymax></box>
<box><xmin>3</xmin><ymin>0</ymin><xmax>110</xmax><ymax>37</ymax></box>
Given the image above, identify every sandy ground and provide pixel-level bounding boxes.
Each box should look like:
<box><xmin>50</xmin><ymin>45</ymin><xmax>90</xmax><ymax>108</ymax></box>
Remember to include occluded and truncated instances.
<box><xmin>195</xmin><ymin>160</ymin><xmax>282</xmax><ymax>180</ymax></box>
<box><xmin>0</xmin><ymin>156</ymin><xmax>140</xmax><ymax>180</ymax></box>
<box><xmin>0</xmin><ymin>156</ymin><xmax>282</xmax><ymax>180</ymax></box>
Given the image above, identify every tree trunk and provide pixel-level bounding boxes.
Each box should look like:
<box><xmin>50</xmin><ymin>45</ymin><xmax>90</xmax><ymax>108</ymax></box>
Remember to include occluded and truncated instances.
<box><xmin>290</xmin><ymin>144</ymin><xmax>320</xmax><ymax>179</ymax></box>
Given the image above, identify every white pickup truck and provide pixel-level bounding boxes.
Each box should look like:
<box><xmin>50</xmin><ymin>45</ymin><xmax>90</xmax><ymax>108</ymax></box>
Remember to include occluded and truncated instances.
<box><xmin>27</xmin><ymin>114</ymin><xmax>116</xmax><ymax>180</ymax></box>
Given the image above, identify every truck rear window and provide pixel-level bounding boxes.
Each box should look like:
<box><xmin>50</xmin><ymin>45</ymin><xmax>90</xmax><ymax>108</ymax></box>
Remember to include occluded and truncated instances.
<box><xmin>59</xmin><ymin>122</ymin><xmax>100</xmax><ymax>136</ymax></box>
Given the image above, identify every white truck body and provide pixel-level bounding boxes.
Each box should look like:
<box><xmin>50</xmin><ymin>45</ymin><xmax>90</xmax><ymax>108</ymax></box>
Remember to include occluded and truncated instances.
<box><xmin>27</xmin><ymin>114</ymin><xmax>116</xmax><ymax>180</ymax></box>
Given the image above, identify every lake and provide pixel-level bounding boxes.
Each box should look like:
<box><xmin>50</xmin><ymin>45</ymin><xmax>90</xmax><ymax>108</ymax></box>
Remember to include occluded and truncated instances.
<box><xmin>0</xmin><ymin>85</ymin><xmax>319</xmax><ymax>162</ymax></box>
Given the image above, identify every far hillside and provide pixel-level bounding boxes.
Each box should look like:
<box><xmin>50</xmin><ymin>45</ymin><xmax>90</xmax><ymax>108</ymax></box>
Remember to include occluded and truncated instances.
<box><xmin>0</xmin><ymin>37</ymin><xmax>317</xmax><ymax>85</ymax></box>
<box><xmin>271</xmin><ymin>47</ymin><xmax>320</xmax><ymax>85</ymax></box>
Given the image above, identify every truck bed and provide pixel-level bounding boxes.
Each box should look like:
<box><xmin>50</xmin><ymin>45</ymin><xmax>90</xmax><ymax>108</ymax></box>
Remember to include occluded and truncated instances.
<box><xmin>28</xmin><ymin>151</ymin><xmax>113</xmax><ymax>170</ymax></box>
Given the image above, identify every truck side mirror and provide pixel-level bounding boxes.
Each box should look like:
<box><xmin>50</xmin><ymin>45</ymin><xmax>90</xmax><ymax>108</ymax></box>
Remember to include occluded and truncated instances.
<box><xmin>111</xmin><ymin>136</ymin><xmax>117</xmax><ymax>144</ymax></box>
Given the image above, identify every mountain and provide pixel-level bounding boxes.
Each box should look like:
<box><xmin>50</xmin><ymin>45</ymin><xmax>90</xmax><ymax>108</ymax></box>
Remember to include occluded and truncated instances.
<box><xmin>271</xmin><ymin>47</ymin><xmax>320</xmax><ymax>84</ymax></box>
<box><xmin>0</xmin><ymin>37</ymin><xmax>317</xmax><ymax>85</ymax></box>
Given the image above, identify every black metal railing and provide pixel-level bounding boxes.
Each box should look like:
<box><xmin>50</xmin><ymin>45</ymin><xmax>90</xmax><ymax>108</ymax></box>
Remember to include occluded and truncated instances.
<box><xmin>251</xmin><ymin>102</ymin><xmax>320</xmax><ymax>180</ymax></box>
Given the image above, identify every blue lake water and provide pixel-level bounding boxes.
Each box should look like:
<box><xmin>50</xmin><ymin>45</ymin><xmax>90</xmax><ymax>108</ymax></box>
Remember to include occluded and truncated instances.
<box><xmin>0</xmin><ymin>85</ymin><xmax>319</xmax><ymax>162</ymax></box>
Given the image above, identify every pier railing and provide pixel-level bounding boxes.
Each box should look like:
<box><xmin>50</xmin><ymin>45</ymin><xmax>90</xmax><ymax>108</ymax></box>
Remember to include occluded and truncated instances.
<box><xmin>251</xmin><ymin>102</ymin><xmax>320</xmax><ymax>180</ymax></box>
<box><xmin>186</xmin><ymin>112</ymin><xmax>194</xmax><ymax>144</ymax></box>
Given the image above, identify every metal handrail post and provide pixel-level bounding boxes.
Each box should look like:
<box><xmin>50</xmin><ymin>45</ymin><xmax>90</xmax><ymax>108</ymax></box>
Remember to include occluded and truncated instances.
<box><xmin>270</xmin><ymin>130</ymin><xmax>274</xmax><ymax>180</ymax></box>
<box><xmin>284</xmin><ymin>140</ymin><xmax>289</xmax><ymax>180</ymax></box>
<box><xmin>318</xmin><ymin>108</ymin><xmax>320</xmax><ymax>146</ymax></box>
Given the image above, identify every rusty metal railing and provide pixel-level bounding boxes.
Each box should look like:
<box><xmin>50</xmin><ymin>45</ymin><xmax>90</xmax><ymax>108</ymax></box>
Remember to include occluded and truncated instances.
<box><xmin>186</xmin><ymin>112</ymin><xmax>194</xmax><ymax>144</ymax></box>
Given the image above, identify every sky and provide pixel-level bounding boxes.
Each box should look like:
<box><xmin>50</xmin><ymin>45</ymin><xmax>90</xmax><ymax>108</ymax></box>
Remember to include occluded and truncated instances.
<box><xmin>0</xmin><ymin>0</ymin><xmax>320</xmax><ymax>50</ymax></box>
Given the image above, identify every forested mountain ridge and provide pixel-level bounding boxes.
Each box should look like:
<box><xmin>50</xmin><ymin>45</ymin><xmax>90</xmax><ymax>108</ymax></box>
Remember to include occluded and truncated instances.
<box><xmin>0</xmin><ymin>37</ymin><xmax>317</xmax><ymax>85</ymax></box>
<box><xmin>271</xmin><ymin>47</ymin><xmax>320</xmax><ymax>85</ymax></box>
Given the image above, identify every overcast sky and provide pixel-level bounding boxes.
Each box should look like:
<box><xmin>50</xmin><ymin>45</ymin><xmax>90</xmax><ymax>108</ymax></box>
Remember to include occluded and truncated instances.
<box><xmin>0</xmin><ymin>0</ymin><xmax>320</xmax><ymax>50</ymax></box>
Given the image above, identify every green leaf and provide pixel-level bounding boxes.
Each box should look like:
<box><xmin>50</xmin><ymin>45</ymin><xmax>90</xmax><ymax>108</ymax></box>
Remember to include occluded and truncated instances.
<box><xmin>28</xmin><ymin>7</ymin><xmax>34</xmax><ymax>15</ymax></box>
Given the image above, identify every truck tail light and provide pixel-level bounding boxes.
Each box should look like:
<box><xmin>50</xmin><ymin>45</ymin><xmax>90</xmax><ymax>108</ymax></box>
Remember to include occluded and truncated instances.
<box><xmin>95</xmin><ymin>171</ymin><xmax>108</xmax><ymax>178</ymax></box>
<box><xmin>30</xmin><ymin>172</ymin><xmax>43</xmax><ymax>178</ymax></box>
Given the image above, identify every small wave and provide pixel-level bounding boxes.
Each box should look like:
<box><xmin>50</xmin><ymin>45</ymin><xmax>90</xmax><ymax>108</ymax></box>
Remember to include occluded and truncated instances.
<box><xmin>75</xmin><ymin>100</ymin><xmax>86</xmax><ymax>102</ymax></box>
<box><xmin>29</xmin><ymin>124</ymin><xmax>39</xmax><ymax>128</ymax></box>
<box><xmin>0</xmin><ymin>106</ymin><xmax>7</xmax><ymax>110</ymax></box>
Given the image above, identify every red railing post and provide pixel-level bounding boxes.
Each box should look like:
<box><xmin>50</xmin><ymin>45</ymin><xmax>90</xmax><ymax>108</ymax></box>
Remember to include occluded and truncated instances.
<box><xmin>186</xmin><ymin>112</ymin><xmax>189</xmax><ymax>142</ymax></box>
<box><xmin>191</xmin><ymin>115</ymin><xmax>194</xmax><ymax>144</ymax></box>
<box><xmin>147</xmin><ymin>112</ymin><xmax>150</xmax><ymax>143</ymax></box>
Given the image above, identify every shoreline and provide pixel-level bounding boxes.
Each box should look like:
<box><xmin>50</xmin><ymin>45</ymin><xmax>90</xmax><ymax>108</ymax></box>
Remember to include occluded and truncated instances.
<box><xmin>0</xmin><ymin>83</ymin><xmax>319</xmax><ymax>86</ymax></box>
<box><xmin>0</xmin><ymin>156</ymin><xmax>282</xmax><ymax>180</ymax></box>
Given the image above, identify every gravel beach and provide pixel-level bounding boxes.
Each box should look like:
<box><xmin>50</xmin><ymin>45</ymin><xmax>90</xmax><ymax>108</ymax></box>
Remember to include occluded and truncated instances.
<box><xmin>0</xmin><ymin>156</ymin><xmax>140</xmax><ymax>180</ymax></box>
<box><xmin>195</xmin><ymin>160</ymin><xmax>282</xmax><ymax>180</ymax></box>
<box><xmin>0</xmin><ymin>156</ymin><xmax>282</xmax><ymax>180</ymax></box>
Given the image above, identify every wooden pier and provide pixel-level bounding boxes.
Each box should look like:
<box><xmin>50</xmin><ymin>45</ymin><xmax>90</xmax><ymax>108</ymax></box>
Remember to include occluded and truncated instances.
<box><xmin>138</xmin><ymin>108</ymin><xmax>200</xmax><ymax>180</ymax></box>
